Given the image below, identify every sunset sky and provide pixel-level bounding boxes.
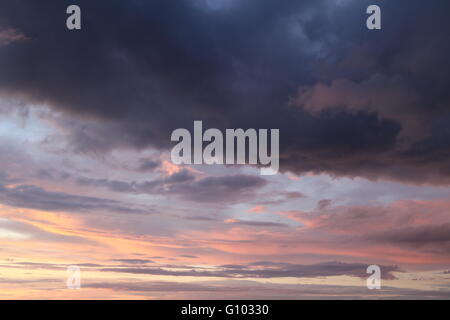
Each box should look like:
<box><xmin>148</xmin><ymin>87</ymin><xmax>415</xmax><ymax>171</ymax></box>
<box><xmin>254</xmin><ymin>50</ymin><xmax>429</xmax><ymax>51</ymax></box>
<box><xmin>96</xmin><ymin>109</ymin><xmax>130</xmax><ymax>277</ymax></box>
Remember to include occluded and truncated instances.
<box><xmin>1</xmin><ymin>0</ymin><xmax>450</xmax><ymax>299</ymax></box>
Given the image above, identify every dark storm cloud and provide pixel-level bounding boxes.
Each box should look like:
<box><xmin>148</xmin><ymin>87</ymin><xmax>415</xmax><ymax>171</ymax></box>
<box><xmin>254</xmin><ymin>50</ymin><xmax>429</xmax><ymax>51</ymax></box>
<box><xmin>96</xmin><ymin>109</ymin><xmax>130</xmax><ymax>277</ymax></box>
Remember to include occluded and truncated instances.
<box><xmin>369</xmin><ymin>223</ymin><xmax>450</xmax><ymax>251</ymax></box>
<box><xmin>0</xmin><ymin>1</ymin><xmax>449</xmax><ymax>183</ymax></box>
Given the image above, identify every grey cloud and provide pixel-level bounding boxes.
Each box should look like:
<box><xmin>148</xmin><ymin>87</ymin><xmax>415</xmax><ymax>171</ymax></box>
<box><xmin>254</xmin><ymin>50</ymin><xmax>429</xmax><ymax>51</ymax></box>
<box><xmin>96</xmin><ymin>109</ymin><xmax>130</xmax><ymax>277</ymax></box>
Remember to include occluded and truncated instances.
<box><xmin>166</xmin><ymin>174</ymin><xmax>268</xmax><ymax>203</ymax></box>
<box><xmin>226</xmin><ymin>219</ymin><xmax>288</xmax><ymax>228</ymax></box>
<box><xmin>76</xmin><ymin>172</ymin><xmax>267</xmax><ymax>203</ymax></box>
<box><xmin>76</xmin><ymin>169</ymin><xmax>195</xmax><ymax>194</ymax></box>
<box><xmin>0</xmin><ymin>218</ymin><xmax>95</xmax><ymax>244</ymax></box>
<box><xmin>281</xmin><ymin>201</ymin><xmax>450</xmax><ymax>256</ymax></box>
<box><xmin>259</xmin><ymin>191</ymin><xmax>306</xmax><ymax>206</ymax></box>
<box><xmin>111</xmin><ymin>259</ymin><xmax>154</xmax><ymax>265</ymax></box>
<box><xmin>81</xmin><ymin>280</ymin><xmax>450</xmax><ymax>299</ymax></box>
<box><xmin>0</xmin><ymin>181</ymin><xmax>150</xmax><ymax>214</ymax></box>
<box><xmin>83</xmin><ymin>281</ymin><xmax>226</xmax><ymax>293</ymax></box>
<box><xmin>0</xmin><ymin>277</ymin><xmax>61</xmax><ymax>284</ymax></box>
<box><xmin>0</xmin><ymin>26</ymin><xmax>28</xmax><ymax>46</ymax></box>
<box><xmin>101</xmin><ymin>261</ymin><xmax>401</xmax><ymax>280</ymax></box>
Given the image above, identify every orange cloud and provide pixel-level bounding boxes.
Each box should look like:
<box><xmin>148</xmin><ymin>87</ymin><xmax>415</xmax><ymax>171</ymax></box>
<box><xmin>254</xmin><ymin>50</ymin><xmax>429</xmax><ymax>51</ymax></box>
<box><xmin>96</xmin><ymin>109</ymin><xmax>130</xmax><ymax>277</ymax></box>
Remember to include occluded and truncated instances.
<box><xmin>247</xmin><ymin>206</ymin><xmax>265</xmax><ymax>213</ymax></box>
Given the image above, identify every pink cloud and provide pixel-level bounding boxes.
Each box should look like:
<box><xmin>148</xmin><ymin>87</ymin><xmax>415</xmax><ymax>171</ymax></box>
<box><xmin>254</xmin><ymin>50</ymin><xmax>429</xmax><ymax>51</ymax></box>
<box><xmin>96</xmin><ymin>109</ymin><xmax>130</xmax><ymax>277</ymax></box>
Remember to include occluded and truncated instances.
<box><xmin>0</xmin><ymin>28</ymin><xmax>28</xmax><ymax>46</ymax></box>
<box><xmin>247</xmin><ymin>205</ymin><xmax>265</xmax><ymax>213</ymax></box>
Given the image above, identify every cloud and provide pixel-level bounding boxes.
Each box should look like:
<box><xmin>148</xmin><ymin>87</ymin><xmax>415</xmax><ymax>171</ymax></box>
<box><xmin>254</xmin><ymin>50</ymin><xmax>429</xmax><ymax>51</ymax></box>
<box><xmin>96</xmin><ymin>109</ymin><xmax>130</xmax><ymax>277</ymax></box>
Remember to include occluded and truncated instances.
<box><xmin>259</xmin><ymin>191</ymin><xmax>306</xmax><ymax>206</ymax></box>
<box><xmin>100</xmin><ymin>261</ymin><xmax>400</xmax><ymax>280</ymax></box>
<box><xmin>83</xmin><ymin>281</ymin><xmax>224</xmax><ymax>293</ymax></box>
<box><xmin>2</xmin><ymin>259</ymin><xmax>400</xmax><ymax>281</ymax></box>
<box><xmin>279</xmin><ymin>199</ymin><xmax>450</xmax><ymax>256</ymax></box>
<box><xmin>111</xmin><ymin>259</ymin><xmax>154</xmax><ymax>265</ymax></box>
<box><xmin>167</xmin><ymin>174</ymin><xmax>267</xmax><ymax>202</ymax></box>
<box><xmin>80</xmin><ymin>280</ymin><xmax>450</xmax><ymax>299</ymax></box>
<box><xmin>34</xmin><ymin>169</ymin><xmax>71</xmax><ymax>182</ymax></box>
<box><xmin>2</xmin><ymin>1</ymin><xmax>450</xmax><ymax>184</ymax></box>
<box><xmin>317</xmin><ymin>199</ymin><xmax>333</xmax><ymax>210</ymax></box>
<box><xmin>248</xmin><ymin>205</ymin><xmax>265</xmax><ymax>213</ymax></box>
<box><xmin>369</xmin><ymin>223</ymin><xmax>450</xmax><ymax>251</ymax></box>
<box><xmin>0</xmin><ymin>27</ymin><xmax>28</xmax><ymax>46</ymax></box>
<box><xmin>1</xmin><ymin>0</ymin><xmax>450</xmax><ymax>299</ymax></box>
<box><xmin>76</xmin><ymin>172</ymin><xmax>267</xmax><ymax>203</ymax></box>
<box><xmin>292</xmin><ymin>75</ymin><xmax>422</xmax><ymax>129</ymax></box>
<box><xmin>0</xmin><ymin>218</ymin><xmax>95</xmax><ymax>244</ymax></box>
<box><xmin>0</xmin><ymin>181</ymin><xmax>150</xmax><ymax>214</ymax></box>
<box><xmin>137</xmin><ymin>159</ymin><xmax>161</xmax><ymax>172</ymax></box>
<box><xmin>225</xmin><ymin>218</ymin><xmax>288</xmax><ymax>228</ymax></box>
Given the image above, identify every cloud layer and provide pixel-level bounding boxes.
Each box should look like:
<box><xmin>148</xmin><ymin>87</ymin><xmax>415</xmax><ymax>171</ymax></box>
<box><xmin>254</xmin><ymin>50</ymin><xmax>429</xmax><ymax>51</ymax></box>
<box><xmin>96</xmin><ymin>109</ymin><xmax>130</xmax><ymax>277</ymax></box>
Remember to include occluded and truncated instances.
<box><xmin>0</xmin><ymin>0</ymin><xmax>449</xmax><ymax>184</ymax></box>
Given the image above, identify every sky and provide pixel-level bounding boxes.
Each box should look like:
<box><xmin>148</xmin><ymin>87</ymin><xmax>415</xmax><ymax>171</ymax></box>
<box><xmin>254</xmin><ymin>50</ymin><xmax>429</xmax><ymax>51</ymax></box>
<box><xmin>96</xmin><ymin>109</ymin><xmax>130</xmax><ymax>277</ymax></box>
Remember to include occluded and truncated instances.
<box><xmin>0</xmin><ymin>0</ymin><xmax>450</xmax><ymax>299</ymax></box>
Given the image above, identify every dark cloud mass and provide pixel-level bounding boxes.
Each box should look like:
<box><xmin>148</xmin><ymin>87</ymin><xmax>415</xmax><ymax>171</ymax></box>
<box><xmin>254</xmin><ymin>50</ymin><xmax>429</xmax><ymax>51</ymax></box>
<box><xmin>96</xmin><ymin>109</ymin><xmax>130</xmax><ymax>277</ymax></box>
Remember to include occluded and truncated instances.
<box><xmin>0</xmin><ymin>1</ymin><xmax>449</xmax><ymax>184</ymax></box>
